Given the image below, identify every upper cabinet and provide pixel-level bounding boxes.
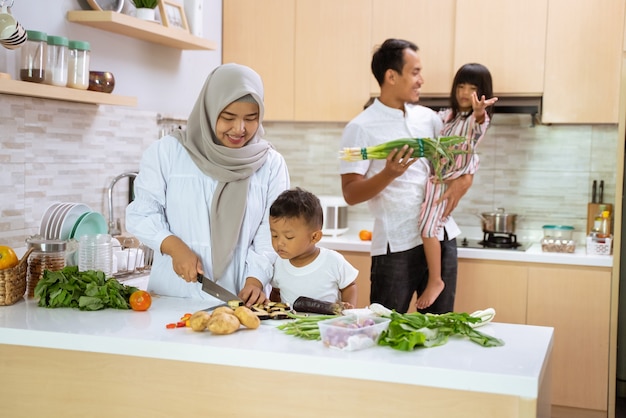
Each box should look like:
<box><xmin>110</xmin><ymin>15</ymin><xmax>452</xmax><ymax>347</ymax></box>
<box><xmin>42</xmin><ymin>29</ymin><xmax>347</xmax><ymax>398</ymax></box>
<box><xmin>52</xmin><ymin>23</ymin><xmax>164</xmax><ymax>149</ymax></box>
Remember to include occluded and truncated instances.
<box><xmin>454</xmin><ymin>0</ymin><xmax>547</xmax><ymax>95</ymax></box>
<box><xmin>542</xmin><ymin>0</ymin><xmax>625</xmax><ymax>124</ymax></box>
<box><xmin>223</xmin><ymin>0</ymin><xmax>625</xmax><ymax>124</ymax></box>
<box><xmin>370</xmin><ymin>0</ymin><xmax>456</xmax><ymax>96</ymax></box>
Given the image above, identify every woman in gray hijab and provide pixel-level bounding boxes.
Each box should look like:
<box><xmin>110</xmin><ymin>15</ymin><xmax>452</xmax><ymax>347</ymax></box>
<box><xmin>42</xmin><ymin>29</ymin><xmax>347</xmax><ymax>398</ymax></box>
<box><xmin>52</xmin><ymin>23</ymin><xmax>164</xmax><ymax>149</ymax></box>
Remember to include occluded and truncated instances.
<box><xmin>127</xmin><ymin>63</ymin><xmax>290</xmax><ymax>305</ymax></box>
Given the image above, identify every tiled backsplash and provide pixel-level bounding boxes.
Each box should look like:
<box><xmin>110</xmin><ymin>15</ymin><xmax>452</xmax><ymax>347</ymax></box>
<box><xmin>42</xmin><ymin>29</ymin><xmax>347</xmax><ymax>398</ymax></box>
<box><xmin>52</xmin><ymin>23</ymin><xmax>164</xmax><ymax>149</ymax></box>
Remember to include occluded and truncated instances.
<box><xmin>0</xmin><ymin>94</ymin><xmax>618</xmax><ymax>250</ymax></box>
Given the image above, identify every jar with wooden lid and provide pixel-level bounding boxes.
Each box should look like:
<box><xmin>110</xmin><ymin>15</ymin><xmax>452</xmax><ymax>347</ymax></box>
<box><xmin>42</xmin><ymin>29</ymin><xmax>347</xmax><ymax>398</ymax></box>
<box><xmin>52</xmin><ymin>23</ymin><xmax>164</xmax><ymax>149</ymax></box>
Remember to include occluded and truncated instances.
<box><xmin>26</xmin><ymin>238</ymin><xmax>66</xmax><ymax>298</ymax></box>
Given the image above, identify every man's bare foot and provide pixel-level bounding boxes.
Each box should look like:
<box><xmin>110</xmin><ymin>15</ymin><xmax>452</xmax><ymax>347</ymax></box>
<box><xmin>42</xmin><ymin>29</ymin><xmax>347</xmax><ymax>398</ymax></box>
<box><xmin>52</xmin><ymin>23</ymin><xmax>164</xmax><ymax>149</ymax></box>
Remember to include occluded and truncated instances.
<box><xmin>416</xmin><ymin>278</ymin><xmax>445</xmax><ymax>310</ymax></box>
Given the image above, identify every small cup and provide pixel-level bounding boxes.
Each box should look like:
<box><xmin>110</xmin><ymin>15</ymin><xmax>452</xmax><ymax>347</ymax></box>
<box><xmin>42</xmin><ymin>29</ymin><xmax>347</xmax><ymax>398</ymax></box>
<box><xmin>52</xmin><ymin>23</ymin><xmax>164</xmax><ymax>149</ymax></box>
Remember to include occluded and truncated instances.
<box><xmin>0</xmin><ymin>10</ymin><xmax>26</xmax><ymax>50</ymax></box>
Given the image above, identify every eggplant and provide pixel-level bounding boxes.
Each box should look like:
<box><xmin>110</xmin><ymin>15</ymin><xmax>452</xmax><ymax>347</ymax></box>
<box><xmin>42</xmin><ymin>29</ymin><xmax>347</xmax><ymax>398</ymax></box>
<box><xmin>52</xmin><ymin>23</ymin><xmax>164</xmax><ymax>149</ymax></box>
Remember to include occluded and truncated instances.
<box><xmin>292</xmin><ymin>296</ymin><xmax>343</xmax><ymax>315</ymax></box>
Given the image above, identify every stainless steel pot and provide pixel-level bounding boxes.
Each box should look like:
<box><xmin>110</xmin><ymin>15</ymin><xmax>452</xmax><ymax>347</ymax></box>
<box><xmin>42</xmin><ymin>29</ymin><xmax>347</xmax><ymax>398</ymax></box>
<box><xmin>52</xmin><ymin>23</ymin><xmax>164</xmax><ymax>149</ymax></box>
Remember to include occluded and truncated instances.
<box><xmin>477</xmin><ymin>208</ymin><xmax>518</xmax><ymax>234</ymax></box>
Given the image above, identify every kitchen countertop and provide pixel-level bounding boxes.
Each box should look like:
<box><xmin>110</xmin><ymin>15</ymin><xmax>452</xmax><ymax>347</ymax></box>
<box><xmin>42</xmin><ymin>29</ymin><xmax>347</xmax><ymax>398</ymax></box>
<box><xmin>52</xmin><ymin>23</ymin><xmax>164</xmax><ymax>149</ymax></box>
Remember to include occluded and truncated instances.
<box><xmin>319</xmin><ymin>228</ymin><xmax>613</xmax><ymax>268</ymax></box>
<box><xmin>0</xmin><ymin>296</ymin><xmax>553</xmax><ymax>401</ymax></box>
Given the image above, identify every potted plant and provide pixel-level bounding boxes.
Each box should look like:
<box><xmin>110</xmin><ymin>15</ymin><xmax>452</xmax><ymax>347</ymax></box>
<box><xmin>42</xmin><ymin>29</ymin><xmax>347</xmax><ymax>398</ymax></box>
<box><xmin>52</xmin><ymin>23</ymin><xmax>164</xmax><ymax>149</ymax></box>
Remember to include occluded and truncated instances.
<box><xmin>132</xmin><ymin>0</ymin><xmax>159</xmax><ymax>21</ymax></box>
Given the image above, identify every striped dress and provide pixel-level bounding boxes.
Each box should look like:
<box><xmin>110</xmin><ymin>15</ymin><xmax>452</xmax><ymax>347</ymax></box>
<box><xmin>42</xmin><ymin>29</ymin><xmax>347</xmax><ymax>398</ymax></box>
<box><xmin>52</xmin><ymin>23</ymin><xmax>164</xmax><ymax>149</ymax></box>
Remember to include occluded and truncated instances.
<box><xmin>419</xmin><ymin>109</ymin><xmax>490</xmax><ymax>238</ymax></box>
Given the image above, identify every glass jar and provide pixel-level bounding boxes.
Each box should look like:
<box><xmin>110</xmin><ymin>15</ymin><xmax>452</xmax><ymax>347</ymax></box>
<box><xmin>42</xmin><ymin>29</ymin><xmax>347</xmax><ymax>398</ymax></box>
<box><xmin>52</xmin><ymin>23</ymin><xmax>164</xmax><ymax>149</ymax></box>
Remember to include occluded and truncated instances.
<box><xmin>45</xmin><ymin>35</ymin><xmax>69</xmax><ymax>86</ymax></box>
<box><xmin>67</xmin><ymin>40</ymin><xmax>90</xmax><ymax>90</ymax></box>
<box><xmin>19</xmin><ymin>30</ymin><xmax>47</xmax><ymax>83</ymax></box>
<box><xmin>26</xmin><ymin>238</ymin><xmax>66</xmax><ymax>298</ymax></box>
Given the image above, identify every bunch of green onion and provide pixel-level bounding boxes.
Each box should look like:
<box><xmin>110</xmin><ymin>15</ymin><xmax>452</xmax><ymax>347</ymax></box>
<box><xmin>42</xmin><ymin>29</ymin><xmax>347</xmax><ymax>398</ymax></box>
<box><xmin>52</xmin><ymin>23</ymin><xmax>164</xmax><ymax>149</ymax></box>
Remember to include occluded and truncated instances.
<box><xmin>339</xmin><ymin>136</ymin><xmax>470</xmax><ymax>178</ymax></box>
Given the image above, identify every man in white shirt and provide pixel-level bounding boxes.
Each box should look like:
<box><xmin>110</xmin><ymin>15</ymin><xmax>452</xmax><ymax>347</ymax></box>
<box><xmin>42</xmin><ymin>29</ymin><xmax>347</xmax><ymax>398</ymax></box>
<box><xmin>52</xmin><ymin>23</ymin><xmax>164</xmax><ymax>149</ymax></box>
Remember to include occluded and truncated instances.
<box><xmin>339</xmin><ymin>39</ymin><xmax>472</xmax><ymax>314</ymax></box>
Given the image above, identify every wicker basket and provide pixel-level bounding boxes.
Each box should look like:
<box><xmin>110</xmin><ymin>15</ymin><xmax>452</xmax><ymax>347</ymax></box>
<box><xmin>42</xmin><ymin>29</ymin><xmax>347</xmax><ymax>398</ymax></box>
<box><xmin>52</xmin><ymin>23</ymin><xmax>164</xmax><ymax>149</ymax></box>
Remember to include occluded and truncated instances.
<box><xmin>0</xmin><ymin>248</ymin><xmax>32</xmax><ymax>306</ymax></box>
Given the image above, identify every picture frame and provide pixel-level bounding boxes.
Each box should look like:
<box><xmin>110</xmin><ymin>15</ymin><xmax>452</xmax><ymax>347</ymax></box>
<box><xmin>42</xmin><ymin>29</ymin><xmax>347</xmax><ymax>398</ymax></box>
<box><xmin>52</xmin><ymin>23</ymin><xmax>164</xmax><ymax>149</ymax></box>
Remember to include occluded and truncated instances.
<box><xmin>158</xmin><ymin>0</ymin><xmax>189</xmax><ymax>32</ymax></box>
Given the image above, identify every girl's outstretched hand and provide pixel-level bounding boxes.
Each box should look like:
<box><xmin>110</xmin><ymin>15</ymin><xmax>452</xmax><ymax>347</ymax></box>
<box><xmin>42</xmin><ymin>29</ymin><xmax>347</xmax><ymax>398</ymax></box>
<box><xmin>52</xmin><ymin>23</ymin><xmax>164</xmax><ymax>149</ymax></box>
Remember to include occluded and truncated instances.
<box><xmin>472</xmin><ymin>92</ymin><xmax>498</xmax><ymax>123</ymax></box>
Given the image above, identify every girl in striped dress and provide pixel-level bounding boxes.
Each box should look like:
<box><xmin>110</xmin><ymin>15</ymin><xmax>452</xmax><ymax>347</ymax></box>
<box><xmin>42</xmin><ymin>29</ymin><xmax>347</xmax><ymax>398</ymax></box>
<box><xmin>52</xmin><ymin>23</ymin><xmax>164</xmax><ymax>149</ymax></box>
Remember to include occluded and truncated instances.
<box><xmin>416</xmin><ymin>63</ymin><xmax>498</xmax><ymax>310</ymax></box>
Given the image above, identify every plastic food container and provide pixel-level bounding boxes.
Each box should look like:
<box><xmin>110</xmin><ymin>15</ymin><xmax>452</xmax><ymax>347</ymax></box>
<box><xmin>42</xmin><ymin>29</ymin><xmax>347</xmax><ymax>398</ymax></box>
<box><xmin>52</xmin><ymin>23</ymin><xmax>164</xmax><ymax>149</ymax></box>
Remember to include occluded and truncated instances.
<box><xmin>20</xmin><ymin>30</ymin><xmax>47</xmax><ymax>83</ymax></box>
<box><xmin>542</xmin><ymin>225</ymin><xmax>574</xmax><ymax>240</ymax></box>
<box><xmin>45</xmin><ymin>35</ymin><xmax>69</xmax><ymax>86</ymax></box>
<box><xmin>67</xmin><ymin>40</ymin><xmax>91</xmax><ymax>90</ymax></box>
<box><xmin>318</xmin><ymin>315</ymin><xmax>390</xmax><ymax>351</ymax></box>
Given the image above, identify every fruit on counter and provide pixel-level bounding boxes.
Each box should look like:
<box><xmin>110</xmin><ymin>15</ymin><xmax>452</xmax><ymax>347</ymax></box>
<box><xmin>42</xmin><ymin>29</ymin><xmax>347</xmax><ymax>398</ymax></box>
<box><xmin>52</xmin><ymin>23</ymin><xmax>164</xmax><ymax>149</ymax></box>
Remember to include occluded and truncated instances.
<box><xmin>129</xmin><ymin>290</ymin><xmax>152</xmax><ymax>311</ymax></box>
<box><xmin>359</xmin><ymin>230</ymin><xmax>372</xmax><ymax>241</ymax></box>
<box><xmin>0</xmin><ymin>245</ymin><xmax>18</xmax><ymax>269</ymax></box>
<box><xmin>234</xmin><ymin>305</ymin><xmax>260</xmax><ymax>329</ymax></box>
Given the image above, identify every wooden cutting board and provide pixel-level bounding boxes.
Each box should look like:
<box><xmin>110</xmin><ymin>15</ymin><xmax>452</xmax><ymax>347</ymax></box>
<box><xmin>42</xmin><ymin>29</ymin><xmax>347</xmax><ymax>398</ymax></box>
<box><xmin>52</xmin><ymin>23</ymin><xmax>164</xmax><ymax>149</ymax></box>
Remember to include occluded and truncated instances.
<box><xmin>586</xmin><ymin>203</ymin><xmax>613</xmax><ymax>235</ymax></box>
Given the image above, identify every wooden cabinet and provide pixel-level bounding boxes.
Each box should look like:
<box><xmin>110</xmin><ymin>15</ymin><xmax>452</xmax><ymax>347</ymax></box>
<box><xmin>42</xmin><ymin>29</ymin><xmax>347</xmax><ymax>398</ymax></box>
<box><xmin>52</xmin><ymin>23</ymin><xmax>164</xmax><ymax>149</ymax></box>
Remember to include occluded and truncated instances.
<box><xmin>453</xmin><ymin>0</ymin><xmax>547</xmax><ymax>95</ymax></box>
<box><xmin>457</xmin><ymin>258</ymin><xmax>612</xmax><ymax>412</ymax></box>
<box><xmin>542</xmin><ymin>0</ymin><xmax>625</xmax><ymax>123</ymax></box>
<box><xmin>370</xmin><ymin>0</ymin><xmax>456</xmax><ymax>96</ymax></box>
<box><xmin>223</xmin><ymin>0</ymin><xmax>371</xmax><ymax>122</ymax></box>
<box><xmin>340</xmin><ymin>251</ymin><xmax>371</xmax><ymax>308</ymax></box>
<box><xmin>527</xmin><ymin>265</ymin><xmax>611</xmax><ymax>411</ymax></box>
<box><xmin>455</xmin><ymin>259</ymin><xmax>527</xmax><ymax>324</ymax></box>
<box><xmin>222</xmin><ymin>0</ymin><xmax>295</xmax><ymax>121</ymax></box>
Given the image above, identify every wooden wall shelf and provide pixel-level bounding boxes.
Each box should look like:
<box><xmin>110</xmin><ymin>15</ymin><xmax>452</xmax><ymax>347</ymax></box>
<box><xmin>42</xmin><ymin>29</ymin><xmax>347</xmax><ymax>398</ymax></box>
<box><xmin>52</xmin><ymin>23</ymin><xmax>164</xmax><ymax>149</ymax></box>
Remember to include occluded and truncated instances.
<box><xmin>66</xmin><ymin>10</ymin><xmax>216</xmax><ymax>50</ymax></box>
<box><xmin>0</xmin><ymin>79</ymin><xmax>137</xmax><ymax>106</ymax></box>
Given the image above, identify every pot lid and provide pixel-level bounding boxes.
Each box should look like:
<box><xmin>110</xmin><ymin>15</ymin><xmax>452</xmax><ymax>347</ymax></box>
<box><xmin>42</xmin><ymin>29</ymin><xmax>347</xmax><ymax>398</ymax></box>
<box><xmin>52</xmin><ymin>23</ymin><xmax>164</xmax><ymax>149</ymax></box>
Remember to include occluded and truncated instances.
<box><xmin>26</xmin><ymin>237</ymin><xmax>66</xmax><ymax>252</ymax></box>
<box><xmin>482</xmin><ymin>208</ymin><xmax>517</xmax><ymax>216</ymax></box>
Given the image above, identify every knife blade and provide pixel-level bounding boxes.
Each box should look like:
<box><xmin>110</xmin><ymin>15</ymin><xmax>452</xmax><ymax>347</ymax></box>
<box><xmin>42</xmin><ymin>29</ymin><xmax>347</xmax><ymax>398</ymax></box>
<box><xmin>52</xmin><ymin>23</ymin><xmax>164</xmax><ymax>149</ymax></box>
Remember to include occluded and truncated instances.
<box><xmin>592</xmin><ymin>180</ymin><xmax>597</xmax><ymax>203</ymax></box>
<box><xmin>197</xmin><ymin>273</ymin><xmax>242</xmax><ymax>302</ymax></box>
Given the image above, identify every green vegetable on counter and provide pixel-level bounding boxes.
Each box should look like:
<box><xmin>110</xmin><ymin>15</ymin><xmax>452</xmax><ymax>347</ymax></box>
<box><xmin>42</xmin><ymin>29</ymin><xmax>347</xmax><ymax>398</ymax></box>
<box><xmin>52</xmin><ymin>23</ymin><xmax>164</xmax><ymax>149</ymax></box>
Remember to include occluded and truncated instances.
<box><xmin>34</xmin><ymin>266</ymin><xmax>139</xmax><ymax>311</ymax></box>
<box><xmin>277</xmin><ymin>312</ymin><xmax>339</xmax><ymax>340</ymax></box>
<box><xmin>377</xmin><ymin>311</ymin><xmax>505</xmax><ymax>351</ymax></box>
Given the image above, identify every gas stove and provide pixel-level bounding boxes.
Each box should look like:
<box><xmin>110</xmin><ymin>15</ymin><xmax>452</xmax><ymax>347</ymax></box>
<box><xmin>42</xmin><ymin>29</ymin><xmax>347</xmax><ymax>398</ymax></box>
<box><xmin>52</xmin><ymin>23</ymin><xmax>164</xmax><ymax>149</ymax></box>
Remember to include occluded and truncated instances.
<box><xmin>457</xmin><ymin>232</ymin><xmax>531</xmax><ymax>251</ymax></box>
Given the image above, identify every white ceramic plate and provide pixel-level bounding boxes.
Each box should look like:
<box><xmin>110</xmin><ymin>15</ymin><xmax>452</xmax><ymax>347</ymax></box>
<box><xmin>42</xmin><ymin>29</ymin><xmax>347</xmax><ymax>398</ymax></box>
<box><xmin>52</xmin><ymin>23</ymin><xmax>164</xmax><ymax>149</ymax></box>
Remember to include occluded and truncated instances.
<box><xmin>51</xmin><ymin>203</ymin><xmax>74</xmax><ymax>239</ymax></box>
<box><xmin>45</xmin><ymin>203</ymin><xmax>69</xmax><ymax>239</ymax></box>
<box><xmin>59</xmin><ymin>204</ymin><xmax>92</xmax><ymax>241</ymax></box>
<box><xmin>71</xmin><ymin>212</ymin><xmax>108</xmax><ymax>239</ymax></box>
<box><xmin>39</xmin><ymin>202</ymin><xmax>62</xmax><ymax>237</ymax></box>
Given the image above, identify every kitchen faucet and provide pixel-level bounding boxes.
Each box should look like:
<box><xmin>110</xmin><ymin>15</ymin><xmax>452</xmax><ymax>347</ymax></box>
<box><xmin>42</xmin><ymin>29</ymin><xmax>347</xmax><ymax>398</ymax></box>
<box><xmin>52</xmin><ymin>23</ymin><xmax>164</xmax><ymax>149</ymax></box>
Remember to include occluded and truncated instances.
<box><xmin>107</xmin><ymin>171</ymin><xmax>138</xmax><ymax>236</ymax></box>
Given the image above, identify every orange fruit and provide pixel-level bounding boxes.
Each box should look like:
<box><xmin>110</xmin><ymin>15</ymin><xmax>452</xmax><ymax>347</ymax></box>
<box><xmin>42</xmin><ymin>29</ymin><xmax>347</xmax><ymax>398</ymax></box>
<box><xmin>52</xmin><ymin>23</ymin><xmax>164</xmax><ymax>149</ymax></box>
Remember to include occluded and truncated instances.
<box><xmin>359</xmin><ymin>230</ymin><xmax>372</xmax><ymax>241</ymax></box>
<box><xmin>0</xmin><ymin>245</ymin><xmax>18</xmax><ymax>270</ymax></box>
<box><xmin>129</xmin><ymin>290</ymin><xmax>152</xmax><ymax>311</ymax></box>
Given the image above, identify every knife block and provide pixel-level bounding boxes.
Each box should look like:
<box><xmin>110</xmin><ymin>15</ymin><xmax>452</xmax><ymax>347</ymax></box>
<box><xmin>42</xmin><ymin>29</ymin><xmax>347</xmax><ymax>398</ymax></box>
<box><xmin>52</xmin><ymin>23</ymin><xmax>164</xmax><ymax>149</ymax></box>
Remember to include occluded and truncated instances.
<box><xmin>586</xmin><ymin>203</ymin><xmax>613</xmax><ymax>235</ymax></box>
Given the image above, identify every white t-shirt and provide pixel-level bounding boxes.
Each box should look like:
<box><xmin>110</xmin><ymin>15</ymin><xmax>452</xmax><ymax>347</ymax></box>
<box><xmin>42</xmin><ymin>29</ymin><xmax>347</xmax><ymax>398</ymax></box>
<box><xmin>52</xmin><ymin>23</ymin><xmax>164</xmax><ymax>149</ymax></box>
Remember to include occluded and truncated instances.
<box><xmin>270</xmin><ymin>247</ymin><xmax>358</xmax><ymax>306</ymax></box>
<box><xmin>339</xmin><ymin>99</ymin><xmax>461</xmax><ymax>256</ymax></box>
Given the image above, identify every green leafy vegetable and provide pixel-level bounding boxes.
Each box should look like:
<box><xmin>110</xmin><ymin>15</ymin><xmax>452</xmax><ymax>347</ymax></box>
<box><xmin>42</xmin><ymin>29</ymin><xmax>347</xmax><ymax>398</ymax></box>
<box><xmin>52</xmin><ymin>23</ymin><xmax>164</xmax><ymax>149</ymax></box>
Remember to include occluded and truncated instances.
<box><xmin>34</xmin><ymin>266</ymin><xmax>139</xmax><ymax>311</ymax></box>
<box><xmin>378</xmin><ymin>311</ymin><xmax>504</xmax><ymax>351</ymax></box>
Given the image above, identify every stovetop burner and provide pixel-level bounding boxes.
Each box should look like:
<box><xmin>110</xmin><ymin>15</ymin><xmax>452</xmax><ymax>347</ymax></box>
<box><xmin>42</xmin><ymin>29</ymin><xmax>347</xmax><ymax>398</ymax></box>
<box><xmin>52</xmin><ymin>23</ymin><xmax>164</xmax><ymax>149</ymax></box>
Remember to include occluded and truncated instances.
<box><xmin>457</xmin><ymin>233</ymin><xmax>531</xmax><ymax>251</ymax></box>
<box><xmin>479</xmin><ymin>232</ymin><xmax>521</xmax><ymax>249</ymax></box>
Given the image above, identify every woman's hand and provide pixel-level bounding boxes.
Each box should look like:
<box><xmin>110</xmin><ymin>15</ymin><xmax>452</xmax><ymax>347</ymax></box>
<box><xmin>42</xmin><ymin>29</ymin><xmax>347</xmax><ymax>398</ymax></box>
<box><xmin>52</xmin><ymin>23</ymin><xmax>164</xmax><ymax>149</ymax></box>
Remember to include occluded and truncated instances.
<box><xmin>161</xmin><ymin>235</ymin><xmax>203</xmax><ymax>282</ymax></box>
<box><xmin>238</xmin><ymin>277</ymin><xmax>267</xmax><ymax>306</ymax></box>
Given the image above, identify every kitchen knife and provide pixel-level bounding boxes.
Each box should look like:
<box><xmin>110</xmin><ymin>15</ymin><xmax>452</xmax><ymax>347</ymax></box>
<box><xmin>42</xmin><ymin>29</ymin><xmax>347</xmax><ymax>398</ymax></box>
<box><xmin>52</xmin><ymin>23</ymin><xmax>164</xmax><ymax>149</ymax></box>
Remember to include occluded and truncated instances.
<box><xmin>592</xmin><ymin>180</ymin><xmax>597</xmax><ymax>203</ymax></box>
<box><xmin>197</xmin><ymin>273</ymin><xmax>242</xmax><ymax>302</ymax></box>
<box><xmin>599</xmin><ymin>180</ymin><xmax>604</xmax><ymax>203</ymax></box>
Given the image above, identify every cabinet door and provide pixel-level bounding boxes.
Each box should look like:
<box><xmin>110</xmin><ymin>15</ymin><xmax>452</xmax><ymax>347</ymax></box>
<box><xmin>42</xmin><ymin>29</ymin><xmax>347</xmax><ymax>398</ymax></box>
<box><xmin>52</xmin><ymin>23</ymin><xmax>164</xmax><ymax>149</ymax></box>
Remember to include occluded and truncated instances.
<box><xmin>542</xmin><ymin>0</ymin><xmax>625</xmax><ymax>123</ymax></box>
<box><xmin>455</xmin><ymin>259</ymin><xmax>527</xmax><ymax>324</ymax></box>
<box><xmin>294</xmin><ymin>0</ymin><xmax>372</xmax><ymax>122</ymax></box>
<box><xmin>527</xmin><ymin>265</ymin><xmax>611</xmax><ymax>411</ymax></box>
<box><xmin>454</xmin><ymin>0</ymin><xmax>547</xmax><ymax>95</ymax></box>
<box><xmin>340</xmin><ymin>251</ymin><xmax>371</xmax><ymax>308</ymax></box>
<box><xmin>370</xmin><ymin>0</ymin><xmax>456</xmax><ymax>96</ymax></box>
<box><xmin>222</xmin><ymin>0</ymin><xmax>295</xmax><ymax>121</ymax></box>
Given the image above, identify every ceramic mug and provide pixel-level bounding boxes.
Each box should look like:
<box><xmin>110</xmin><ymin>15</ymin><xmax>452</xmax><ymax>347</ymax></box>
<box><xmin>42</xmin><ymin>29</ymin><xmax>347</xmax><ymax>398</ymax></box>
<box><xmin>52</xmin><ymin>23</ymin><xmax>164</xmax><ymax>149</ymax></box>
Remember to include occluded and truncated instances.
<box><xmin>0</xmin><ymin>6</ymin><xmax>26</xmax><ymax>50</ymax></box>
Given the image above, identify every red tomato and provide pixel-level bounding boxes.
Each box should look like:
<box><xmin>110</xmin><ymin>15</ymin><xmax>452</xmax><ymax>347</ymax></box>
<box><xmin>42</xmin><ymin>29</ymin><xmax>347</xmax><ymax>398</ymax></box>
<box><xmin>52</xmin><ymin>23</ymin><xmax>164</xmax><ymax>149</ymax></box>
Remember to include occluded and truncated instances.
<box><xmin>129</xmin><ymin>290</ymin><xmax>152</xmax><ymax>311</ymax></box>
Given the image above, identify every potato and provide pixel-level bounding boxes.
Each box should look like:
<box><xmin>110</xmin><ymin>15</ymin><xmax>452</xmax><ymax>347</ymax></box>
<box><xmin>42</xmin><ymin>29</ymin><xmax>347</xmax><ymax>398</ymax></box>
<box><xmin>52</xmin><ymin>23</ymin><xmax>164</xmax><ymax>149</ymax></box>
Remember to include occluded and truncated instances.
<box><xmin>211</xmin><ymin>306</ymin><xmax>235</xmax><ymax>317</ymax></box>
<box><xmin>207</xmin><ymin>312</ymin><xmax>241</xmax><ymax>335</ymax></box>
<box><xmin>234</xmin><ymin>306</ymin><xmax>260</xmax><ymax>329</ymax></box>
<box><xmin>189</xmin><ymin>311</ymin><xmax>211</xmax><ymax>332</ymax></box>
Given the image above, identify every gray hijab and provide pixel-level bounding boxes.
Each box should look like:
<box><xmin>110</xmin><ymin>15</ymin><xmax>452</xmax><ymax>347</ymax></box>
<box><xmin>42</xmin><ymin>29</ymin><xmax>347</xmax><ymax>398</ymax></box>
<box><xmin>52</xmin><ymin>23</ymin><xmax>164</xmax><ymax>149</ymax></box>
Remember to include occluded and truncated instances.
<box><xmin>171</xmin><ymin>63</ymin><xmax>270</xmax><ymax>281</ymax></box>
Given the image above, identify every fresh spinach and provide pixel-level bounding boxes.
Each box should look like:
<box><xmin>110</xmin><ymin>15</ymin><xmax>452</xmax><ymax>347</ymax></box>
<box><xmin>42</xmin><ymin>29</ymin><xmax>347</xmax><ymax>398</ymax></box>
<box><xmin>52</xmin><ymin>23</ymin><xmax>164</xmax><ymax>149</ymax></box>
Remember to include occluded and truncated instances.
<box><xmin>34</xmin><ymin>266</ymin><xmax>139</xmax><ymax>311</ymax></box>
<box><xmin>378</xmin><ymin>311</ymin><xmax>505</xmax><ymax>351</ymax></box>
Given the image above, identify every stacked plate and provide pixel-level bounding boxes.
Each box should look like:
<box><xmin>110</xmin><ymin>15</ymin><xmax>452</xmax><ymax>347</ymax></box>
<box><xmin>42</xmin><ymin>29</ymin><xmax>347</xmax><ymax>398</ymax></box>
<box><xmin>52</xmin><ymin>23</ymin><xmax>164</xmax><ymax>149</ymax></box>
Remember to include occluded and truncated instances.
<box><xmin>39</xmin><ymin>202</ymin><xmax>107</xmax><ymax>240</ymax></box>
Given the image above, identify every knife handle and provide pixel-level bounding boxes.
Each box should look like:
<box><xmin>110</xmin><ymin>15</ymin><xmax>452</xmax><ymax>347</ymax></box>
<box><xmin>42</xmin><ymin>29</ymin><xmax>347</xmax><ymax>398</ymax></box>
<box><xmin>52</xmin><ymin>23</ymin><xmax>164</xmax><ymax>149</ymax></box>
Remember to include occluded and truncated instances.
<box><xmin>196</xmin><ymin>274</ymin><xmax>203</xmax><ymax>283</ymax></box>
<box><xmin>592</xmin><ymin>180</ymin><xmax>597</xmax><ymax>203</ymax></box>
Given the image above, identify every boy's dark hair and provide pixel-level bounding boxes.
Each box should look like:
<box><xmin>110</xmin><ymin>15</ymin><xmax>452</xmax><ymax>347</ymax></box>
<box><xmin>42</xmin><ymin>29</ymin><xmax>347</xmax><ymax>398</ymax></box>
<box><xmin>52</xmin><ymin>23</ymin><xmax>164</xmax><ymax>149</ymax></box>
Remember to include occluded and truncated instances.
<box><xmin>449</xmin><ymin>63</ymin><xmax>494</xmax><ymax>119</ymax></box>
<box><xmin>270</xmin><ymin>187</ymin><xmax>323</xmax><ymax>229</ymax></box>
<box><xmin>371</xmin><ymin>38</ymin><xmax>419</xmax><ymax>87</ymax></box>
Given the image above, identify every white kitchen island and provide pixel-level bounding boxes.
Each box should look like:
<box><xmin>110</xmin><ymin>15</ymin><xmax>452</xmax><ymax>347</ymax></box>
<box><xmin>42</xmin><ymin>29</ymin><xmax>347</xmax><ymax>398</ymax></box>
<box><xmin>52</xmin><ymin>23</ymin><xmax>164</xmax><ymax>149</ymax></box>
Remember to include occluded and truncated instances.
<box><xmin>0</xmin><ymin>297</ymin><xmax>552</xmax><ymax>418</ymax></box>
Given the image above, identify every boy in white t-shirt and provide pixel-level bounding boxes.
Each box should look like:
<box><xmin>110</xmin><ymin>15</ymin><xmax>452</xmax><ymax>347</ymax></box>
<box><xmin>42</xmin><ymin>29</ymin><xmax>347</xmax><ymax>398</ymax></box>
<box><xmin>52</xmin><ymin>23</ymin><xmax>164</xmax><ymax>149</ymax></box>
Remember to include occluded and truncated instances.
<box><xmin>269</xmin><ymin>188</ymin><xmax>358</xmax><ymax>308</ymax></box>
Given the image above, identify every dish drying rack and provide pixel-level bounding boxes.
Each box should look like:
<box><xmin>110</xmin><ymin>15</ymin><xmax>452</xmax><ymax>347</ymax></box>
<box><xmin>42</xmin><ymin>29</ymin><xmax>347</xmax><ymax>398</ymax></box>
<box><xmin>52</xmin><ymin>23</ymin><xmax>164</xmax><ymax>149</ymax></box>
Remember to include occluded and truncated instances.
<box><xmin>112</xmin><ymin>236</ymin><xmax>153</xmax><ymax>278</ymax></box>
